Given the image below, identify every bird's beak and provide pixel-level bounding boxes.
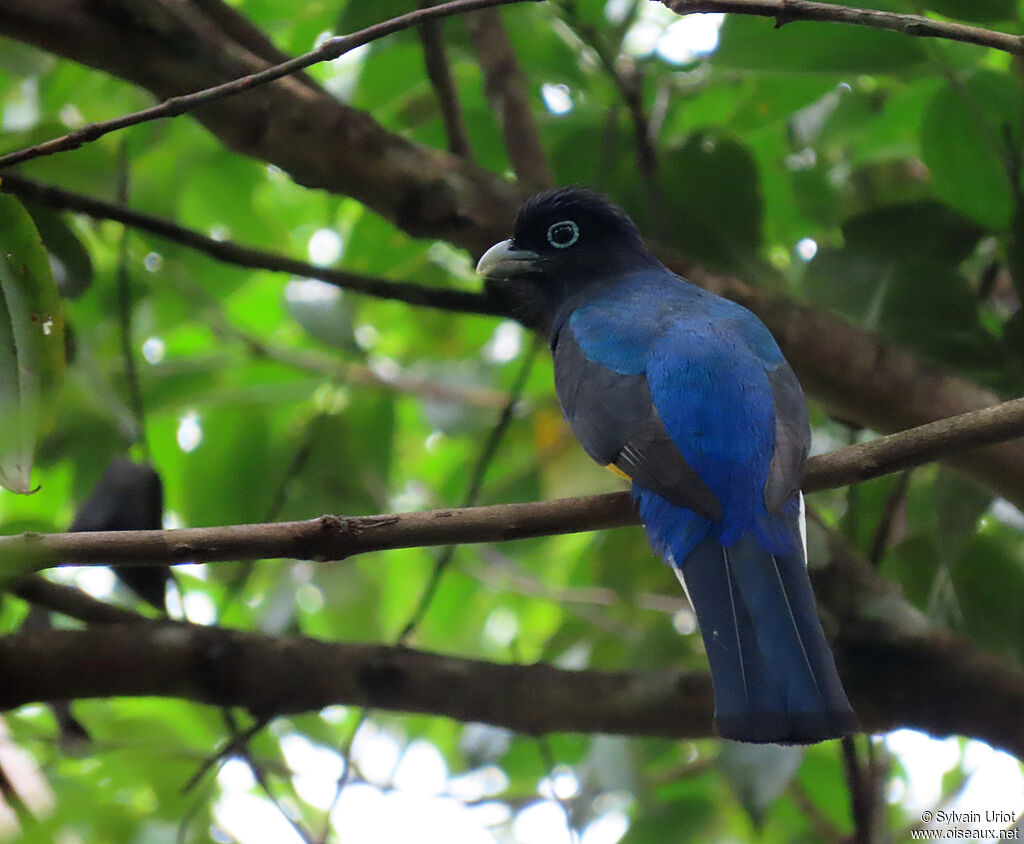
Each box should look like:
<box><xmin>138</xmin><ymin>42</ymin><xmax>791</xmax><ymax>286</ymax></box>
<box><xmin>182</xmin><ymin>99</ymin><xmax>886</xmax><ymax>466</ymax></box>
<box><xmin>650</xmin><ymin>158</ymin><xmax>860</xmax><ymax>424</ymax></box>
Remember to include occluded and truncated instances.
<box><xmin>476</xmin><ymin>239</ymin><xmax>542</xmax><ymax>280</ymax></box>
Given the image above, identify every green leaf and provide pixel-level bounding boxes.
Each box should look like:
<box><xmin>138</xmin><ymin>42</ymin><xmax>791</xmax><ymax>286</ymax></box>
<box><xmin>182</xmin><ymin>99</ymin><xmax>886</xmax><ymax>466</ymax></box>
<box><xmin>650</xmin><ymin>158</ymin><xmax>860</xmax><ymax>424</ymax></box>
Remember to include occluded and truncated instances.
<box><xmin>840</xmin><ymin>200</ymin><xmax>983</xmax><ymax>265</ymax></box>
<box><xmin>718</xmin><ymin>741</ymin><xmax>804</xmax><ymax>827</ymax></box>
<box><xmin>659</xmin><ymin>131</ymin><xmax>763</xmax><ymax>267</ymax></box>
<box><xmin>950</xmin><ymin>532</ymin><xmax>1024</xmax><ymax>664</ymax></box>
<box><xmin>337</xmin><ymin>0</ymin><xmax>412</xmax><ymax>34</ymax></box>
<box><xmin>933</xmin><ymin>470</ymin><xmax>992</xmax><ymax>565</ymax></box>
<box><xmin>0</xmin><ymin>193</ymin><xmax>65</xmax><ymax>493</ymax></box>
<box><xmin>920</xmin><ymin>70</ymin><xmax>1024</xmax><ymax>230</ymax></box>
<box><xmin>21</xmin><ymin>201</ymin><xmax>93</xmax><ymax>298</ymax></box>
<box><xmin>715</xmin><ymin>14</ymin><xmax>928</xmax><ymax>74</ymax></box>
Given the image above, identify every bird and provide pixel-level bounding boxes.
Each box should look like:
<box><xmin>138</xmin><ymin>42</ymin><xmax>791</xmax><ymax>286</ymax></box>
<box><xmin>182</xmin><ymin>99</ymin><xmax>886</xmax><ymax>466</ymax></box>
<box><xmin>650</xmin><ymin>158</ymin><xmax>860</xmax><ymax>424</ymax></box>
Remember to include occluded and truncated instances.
<box><xmin>477</xmin><ymin>187</ymin><xmax>856</xmax><ymax>743</ymax></box>
<box><xmin>71</xmin><ymin>457</ymin><xmax>170</xmax><ymax>612</ymax></box>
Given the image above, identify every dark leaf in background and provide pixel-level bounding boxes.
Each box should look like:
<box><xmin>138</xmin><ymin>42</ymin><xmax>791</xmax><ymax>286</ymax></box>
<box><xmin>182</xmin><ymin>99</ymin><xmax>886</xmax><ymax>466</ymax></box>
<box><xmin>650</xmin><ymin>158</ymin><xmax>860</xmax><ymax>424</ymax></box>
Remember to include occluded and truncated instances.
<box><xmin>921</xmin><ymin>70</ymin><xmax>1023</xmax><ymax>232</ymax></box>
<box><xmin>71</xmin><ymin>457</ymin><xmax>168</xmax><ymax>611</ymax></box>
<box><xmin>840</xmin><ymin>200</ymin><xmax>983</xmax><ymax>265</ymax></box>
<box><xmin>660</xmin><ymin>131</ymin><xmax>763</xmax><ymax>268</ymax></box>
<box><xmin>21</xmin><ymin>201</ymin><xmax>93</xmax><ymax>299</ymax></box>
<box><xmin>715</xmin><ymin>14</ymin><xmax>928</xmax><ymax>74</ymax></box>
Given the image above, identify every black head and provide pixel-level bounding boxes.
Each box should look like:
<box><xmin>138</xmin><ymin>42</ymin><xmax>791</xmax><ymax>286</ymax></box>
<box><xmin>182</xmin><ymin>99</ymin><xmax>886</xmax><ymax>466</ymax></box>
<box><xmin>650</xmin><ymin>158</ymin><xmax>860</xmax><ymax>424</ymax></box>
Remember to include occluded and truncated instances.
<box><xmin>477</xmin><ymin>187</ymin><xmax>657</xmax><ymax>330</ymax></box>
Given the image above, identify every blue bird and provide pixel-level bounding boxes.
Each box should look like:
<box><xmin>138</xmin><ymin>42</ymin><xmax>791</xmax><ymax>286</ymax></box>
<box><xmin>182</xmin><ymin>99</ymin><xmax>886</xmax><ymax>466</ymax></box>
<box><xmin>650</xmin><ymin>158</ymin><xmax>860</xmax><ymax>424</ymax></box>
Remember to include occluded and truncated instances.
<box><xmin>477</xmin><ymin>187</ymin><xmax>856</xmax><ymax>743</ymax></box>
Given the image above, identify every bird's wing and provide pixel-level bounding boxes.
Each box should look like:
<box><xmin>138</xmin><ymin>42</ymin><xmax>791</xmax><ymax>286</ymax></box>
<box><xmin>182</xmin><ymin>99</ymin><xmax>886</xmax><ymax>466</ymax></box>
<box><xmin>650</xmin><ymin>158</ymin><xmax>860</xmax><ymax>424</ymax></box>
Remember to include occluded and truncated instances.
<box><xmin>720</xmin><ymin>305</ymin><xmax>811</xmax><ymax>514</ymax></box>
<box><xmin>764</xmin><ymin>362</ymin><xmax>810</xmax><ymax>514</ymax></box>
<box><xmin>553</xmin><ymin>323</ymin><xmax>722</xmax><ymax>521</ymax></box>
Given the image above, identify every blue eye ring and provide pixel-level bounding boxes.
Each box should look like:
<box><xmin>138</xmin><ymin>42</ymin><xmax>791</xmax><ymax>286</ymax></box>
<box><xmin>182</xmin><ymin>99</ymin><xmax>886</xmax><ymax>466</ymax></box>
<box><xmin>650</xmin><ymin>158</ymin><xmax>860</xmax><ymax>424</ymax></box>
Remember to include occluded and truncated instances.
<box><xmin>546</xmin><ymin>220</ymin><xmax>579</xmax><ymax>249</ymax></box>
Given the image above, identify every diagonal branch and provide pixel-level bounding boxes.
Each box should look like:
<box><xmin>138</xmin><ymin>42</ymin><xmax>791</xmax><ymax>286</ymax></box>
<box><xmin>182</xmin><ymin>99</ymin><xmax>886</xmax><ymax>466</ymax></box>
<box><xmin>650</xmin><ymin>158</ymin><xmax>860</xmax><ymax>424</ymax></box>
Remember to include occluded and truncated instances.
<box><xmin>661</xmin><ymin>0</ymin><xmax>1024</xmax><ymax>56</ymax></box>
<box><xmin>0</xmin><ymin>0</ymin><xmax>541</xmax><ymax>170</ymax></box>
<box><xmin>0</xmin><ymin>173</ymin><xmax>504</xmax><ymax>318</ymax></box>
<box><xmin>465</xmin><ymin>8</ymin><xmax>554</xmax><ymax>188</ymax></box>
<box><xmin>3</xmin><ymin>395</ymin><xmax>1024</xmax><ymax>572</ymax></box>
<box><xmin>418</xmin><ymin>3</ymin><xmax>474</xmax><ymax>159</ymax></box>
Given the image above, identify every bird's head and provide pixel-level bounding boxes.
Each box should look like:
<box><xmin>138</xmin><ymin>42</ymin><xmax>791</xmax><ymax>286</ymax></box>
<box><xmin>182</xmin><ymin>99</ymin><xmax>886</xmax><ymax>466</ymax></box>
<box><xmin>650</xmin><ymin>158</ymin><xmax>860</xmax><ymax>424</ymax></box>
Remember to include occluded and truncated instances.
<box><xmin>477</xmin><ymin>187</ymin><xmax>657</xmax><ymax>332</ymax></box>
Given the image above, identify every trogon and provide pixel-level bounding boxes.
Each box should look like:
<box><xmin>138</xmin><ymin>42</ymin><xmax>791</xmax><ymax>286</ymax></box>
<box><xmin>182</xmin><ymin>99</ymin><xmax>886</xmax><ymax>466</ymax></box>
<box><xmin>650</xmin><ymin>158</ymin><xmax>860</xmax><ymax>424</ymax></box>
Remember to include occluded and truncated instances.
<box><xmin>477</xmin><ymin>187</ymin><xmax>856</xmax><ymax>743</ymax></box>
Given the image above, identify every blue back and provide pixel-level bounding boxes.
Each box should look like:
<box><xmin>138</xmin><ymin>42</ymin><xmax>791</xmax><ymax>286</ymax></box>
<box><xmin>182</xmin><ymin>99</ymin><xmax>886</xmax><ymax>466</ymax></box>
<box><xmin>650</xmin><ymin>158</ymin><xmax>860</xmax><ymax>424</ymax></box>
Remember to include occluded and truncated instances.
<box><xmin>568</xmin><ymin>270</ymin><xmax>798</xmax><ymax>557</ymax></box>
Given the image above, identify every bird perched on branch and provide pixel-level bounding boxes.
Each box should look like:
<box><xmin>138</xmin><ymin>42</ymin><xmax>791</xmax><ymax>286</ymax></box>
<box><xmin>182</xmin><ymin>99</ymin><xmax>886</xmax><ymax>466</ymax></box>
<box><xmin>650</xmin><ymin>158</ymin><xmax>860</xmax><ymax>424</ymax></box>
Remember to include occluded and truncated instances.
<box><xmin>477</xmin><ymin>187</ymin><xmax>856</xmax><ymax>743</ymax></box>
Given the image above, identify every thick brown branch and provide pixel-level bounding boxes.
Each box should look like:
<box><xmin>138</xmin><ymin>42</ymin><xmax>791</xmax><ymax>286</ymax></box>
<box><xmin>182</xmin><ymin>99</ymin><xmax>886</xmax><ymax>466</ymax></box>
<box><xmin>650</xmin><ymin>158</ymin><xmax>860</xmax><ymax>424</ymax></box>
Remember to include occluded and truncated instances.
<box><xmin>3</xmin><ymin>395</ymin><xmax>1024</xmax><ymax>572</ymax></box>
<box><xmin>662</xmin><ymin>0</ymin><xmax>1024</xmax><ymax>56</ymax></box>
<box><xmin>0</xmin><ymin>623</ymin><xmax>714</xmax><ymax>737</ymax></box>
<box><xmin>0</xmin><ymin>608</ymin><xmax>1021</xmax><ymax>755</ymax></box>
<box><xmin>0</xmin><ymin>0</ymin><xmax>539</xmax><ymax>170</ymax></box>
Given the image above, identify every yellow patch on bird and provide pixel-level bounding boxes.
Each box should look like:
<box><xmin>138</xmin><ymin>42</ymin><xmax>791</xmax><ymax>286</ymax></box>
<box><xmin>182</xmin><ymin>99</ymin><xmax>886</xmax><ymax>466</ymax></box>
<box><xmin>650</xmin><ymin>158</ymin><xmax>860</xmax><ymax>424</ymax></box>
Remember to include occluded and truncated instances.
<box><xmin>604</xmin><ymin>463</ymin><xmax>632</xmax><ymax>481</ymax></box>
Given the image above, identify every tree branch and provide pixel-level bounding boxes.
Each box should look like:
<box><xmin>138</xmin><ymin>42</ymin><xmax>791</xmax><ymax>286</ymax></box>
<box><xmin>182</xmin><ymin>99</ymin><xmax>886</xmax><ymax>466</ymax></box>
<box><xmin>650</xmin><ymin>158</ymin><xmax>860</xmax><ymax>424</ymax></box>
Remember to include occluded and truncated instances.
<box><xmin>0</xmin><ymin>623</ymin><xmax>716</xmax><ymax>738</ymax></box>
<box><xmin>465</xmin><ymin>8</ymin><xmax>555</xmax><ymax>188</ymax></box>
<box><xmin>0</xmin><ymin>0</ymin><xmax>540</xmax><ymax>170</ymax></box>
<box><xmin>3</xmin><ymin>395</ymin><xmax>1024</xmax><ymax>572</ymax></box>
<box><xmin>0</xmin><ymin>173</ymin><xmax>504</xmax><ymax>319</ymax></box>
<box><xmin>661</xmin><ymin>0</ymin><xmax>1024</xmax><ymax>56</ymax></box>
<box><xmin>418</xmin><ymin>4</ymin><xmax>474</xmax><ymax>159</ymax></box>
<box><xmin>802</xmin><ymin>395</ymin><xmax>1024</xmax><ymax>493</ymax></box>
<box><xmin>0</xmin><ymin>604</ymin><xmax>1022</xmax><ymax>756</ymax></box>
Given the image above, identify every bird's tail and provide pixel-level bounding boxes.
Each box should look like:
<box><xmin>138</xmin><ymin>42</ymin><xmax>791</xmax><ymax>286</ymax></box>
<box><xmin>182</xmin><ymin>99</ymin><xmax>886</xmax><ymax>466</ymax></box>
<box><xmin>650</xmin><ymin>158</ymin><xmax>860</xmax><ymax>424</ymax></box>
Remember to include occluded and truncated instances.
<box><xmin>677</xmin><ymin>533</ymin><xmax>856</xmax><ymax>744</ymax></box>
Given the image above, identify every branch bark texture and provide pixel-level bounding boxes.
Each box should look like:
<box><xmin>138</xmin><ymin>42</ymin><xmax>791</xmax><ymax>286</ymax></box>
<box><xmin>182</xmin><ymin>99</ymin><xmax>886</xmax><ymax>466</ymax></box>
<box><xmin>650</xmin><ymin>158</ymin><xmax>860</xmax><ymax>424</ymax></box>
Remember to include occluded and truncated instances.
<box><xmin>2</xmin><ymin>394</ymin><xmax>1024</xmax><ymax>571</ymax></box>
<box><xmin>1</xmin><ymin>598</ymin><xmax>1022</xmax><ymax>755</ymax></box>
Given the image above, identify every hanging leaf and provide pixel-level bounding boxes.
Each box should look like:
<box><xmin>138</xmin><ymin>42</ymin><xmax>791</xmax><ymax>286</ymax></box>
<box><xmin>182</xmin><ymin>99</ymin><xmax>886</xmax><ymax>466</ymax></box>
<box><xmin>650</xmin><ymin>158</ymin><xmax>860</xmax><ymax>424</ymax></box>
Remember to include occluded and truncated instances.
<box><xmin>22</xmin><ymin>200</ymin><xmax>94</xmax><ymax>298</ymax></box>
<box><xmin>718</xmin><ymin>740</ymin><xmax>805</xmax><ymax>827</ymax></box>
<box><xmin>0</xmin><ymin>192</ymin><xmax>66</xmax><ymax>493</ymax></box>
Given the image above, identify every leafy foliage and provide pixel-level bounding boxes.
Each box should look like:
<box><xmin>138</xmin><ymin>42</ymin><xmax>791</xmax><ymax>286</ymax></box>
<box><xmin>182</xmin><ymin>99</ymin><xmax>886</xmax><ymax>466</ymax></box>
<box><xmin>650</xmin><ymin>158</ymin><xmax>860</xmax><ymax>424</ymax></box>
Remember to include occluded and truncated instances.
<box><xmin>1</xmin><ymin>0</ymin><xmax>1024</xmax><ymax>842</ymax></box>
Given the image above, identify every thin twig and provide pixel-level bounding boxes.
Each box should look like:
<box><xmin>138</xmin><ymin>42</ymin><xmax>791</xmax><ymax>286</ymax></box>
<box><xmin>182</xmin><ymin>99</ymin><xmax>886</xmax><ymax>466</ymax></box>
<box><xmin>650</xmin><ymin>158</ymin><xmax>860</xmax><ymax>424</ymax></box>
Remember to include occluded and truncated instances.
<box><xmin>224</xmin><ymin>711</ymin><xmax>318</xmax><ymax>844</ymax></box>
<box><xmin>536</xmin><ymin>733</ymin><xmax>579</xmax><ymax>844</ymax></box>
<box><xmin>317</xmin><ymin>711</ymin><xmax>366</xmax><ymax>844</ymax></box>
<box><xmin>180</xmin><ymin>717</ymin><xmax>270</xmax><ymax>794</ymax></box>
<box><xmin>555</xmin><ymin>7</ymin><xmax>664</xmax><ymax>230</ymax></box>
<box><xmin>8</xmin><ymin>575</ymin><xmax>147</xmax><ymax>624</ymax></box>
<box><xmin>661</xmin><ymin>0</ymin><xmax>1024</xmax><ymax>56</ymax></box>
<box><xmin>418</xmin><ymin>2</ymin><xmax>474</xmax><ymax>158</ymax></box>
<box><xmin>0</xmin><ymin>173</ymin><xmax>503</xmax><ymax>319</ymax></box>
<box><xmin>0</xmin><ymin>0</ymin><xmax>542</xmax><ymax>170</ymax></box>
<box><xmin>841</xmin><ymin>735</ymin><xmax>874</xmax><ymax>844</ymax></box>
<box><xmin>397</xmin><ymin>336</ymin><xmax>540</xmax><ymax>641</ymax></box>
<box><xmin>114</xmin><ymin>145</ymin><xmax>149</xmax><ymax>458</ymax></box>
<box><xmin>867</xmin><ymin>470</ymin><xmax>911</xmax><ymax>567</ymax></box>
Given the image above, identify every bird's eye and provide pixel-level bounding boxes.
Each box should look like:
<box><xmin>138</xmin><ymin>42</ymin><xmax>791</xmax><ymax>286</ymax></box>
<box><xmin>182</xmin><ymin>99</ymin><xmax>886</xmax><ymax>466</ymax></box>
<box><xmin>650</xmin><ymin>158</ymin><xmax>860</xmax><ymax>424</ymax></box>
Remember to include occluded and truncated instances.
<box><xmin>546</xmin><ymin>220</ymin><xmax>579</xmax><ymax>249</ymax></box>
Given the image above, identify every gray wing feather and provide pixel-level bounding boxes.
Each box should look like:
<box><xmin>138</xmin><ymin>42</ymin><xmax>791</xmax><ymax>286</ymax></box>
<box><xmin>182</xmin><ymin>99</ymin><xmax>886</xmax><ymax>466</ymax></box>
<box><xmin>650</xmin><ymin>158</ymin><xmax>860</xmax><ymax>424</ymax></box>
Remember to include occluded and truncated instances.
<box><xmin>553</xmin><ymin>327</ymin><xmax>722</xmax><ymax>521</ymax></box>
<box><xmin>764</xmin><ymin>362</ymin><xmax>810</xmax><ymax>514</ymax></box>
